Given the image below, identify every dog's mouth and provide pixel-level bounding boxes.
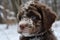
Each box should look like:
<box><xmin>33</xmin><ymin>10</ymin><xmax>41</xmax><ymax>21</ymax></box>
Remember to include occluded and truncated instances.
<box><xmin>18</xmin><ymin>26</ymin><xmax>40</xmax><ymax>37</ymax></box>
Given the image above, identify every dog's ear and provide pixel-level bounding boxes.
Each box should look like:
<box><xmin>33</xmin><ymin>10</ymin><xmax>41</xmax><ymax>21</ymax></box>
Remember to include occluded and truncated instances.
<box><xmin>40</xmin><ymin>5</ymin><xmax>57</xmax><ymax>30</ymax></box>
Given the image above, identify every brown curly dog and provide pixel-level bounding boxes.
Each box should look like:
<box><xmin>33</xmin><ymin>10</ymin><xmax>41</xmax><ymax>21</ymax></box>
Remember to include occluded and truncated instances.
<box><xmin>17</xmin><ymin>0</ymin><xmax>57</xmax><ymax>40</ymax></box>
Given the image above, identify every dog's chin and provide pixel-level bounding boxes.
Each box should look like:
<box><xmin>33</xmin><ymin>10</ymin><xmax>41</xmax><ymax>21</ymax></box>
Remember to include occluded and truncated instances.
<box><xmin>21</xmin><ymin>33</ymin><xmax>35</xmax><ymax>37</ymax></box>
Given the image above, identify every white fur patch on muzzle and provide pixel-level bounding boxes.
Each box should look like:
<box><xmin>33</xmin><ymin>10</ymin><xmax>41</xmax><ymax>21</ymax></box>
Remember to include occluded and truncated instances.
<box><xmin>19</xmin><ymin>18</ymin><xmax>34</xmax><ymax>27</ymax></box>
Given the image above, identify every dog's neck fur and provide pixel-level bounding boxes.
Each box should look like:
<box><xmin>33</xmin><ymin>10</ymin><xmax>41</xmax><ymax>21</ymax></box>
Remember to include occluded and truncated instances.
<box><xmin>20</xmin><ymin>29</ymin><xmax>56</xmax><ymax>40</ymax></box>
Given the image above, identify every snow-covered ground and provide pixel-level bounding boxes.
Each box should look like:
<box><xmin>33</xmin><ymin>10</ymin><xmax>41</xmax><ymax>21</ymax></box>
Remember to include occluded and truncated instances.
<box><xmin>0</xmin><ymin>21</ymin><xmax>60</xmax><ymax>40</ymax></box>
<box><xmin>0</xmin><ymin>24</ymin><xmax>20</xmax><ymax>40</ymax></box>
<box><xmin>52</xmin><ymin>21</ymin><xmax>60</xmax><ymax>40</ymax></box>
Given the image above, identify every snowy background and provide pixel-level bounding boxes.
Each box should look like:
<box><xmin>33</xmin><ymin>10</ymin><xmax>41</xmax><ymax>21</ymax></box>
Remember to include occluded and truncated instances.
<box><xmin>0</xmin><ymin>21</ymin><xmax>60</xmax><ymax>40</ymax></box>
<box><xmin>0</xmin><ymin>24</ymin><xmax>20</xmax><ymax>40</ymax></box>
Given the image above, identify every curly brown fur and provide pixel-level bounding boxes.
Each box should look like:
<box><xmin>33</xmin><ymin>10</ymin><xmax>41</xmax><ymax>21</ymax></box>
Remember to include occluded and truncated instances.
<box><xmin>17</xmin><ymin>0</ymin><xmax>57</xmax><ymax>40</ymax></box>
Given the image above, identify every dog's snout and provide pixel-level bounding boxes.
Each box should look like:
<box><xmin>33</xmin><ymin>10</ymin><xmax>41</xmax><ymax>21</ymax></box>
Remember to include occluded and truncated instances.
<box><xmin>20</xmin><ymin>24</ymin><xmax>27</xmax><ymax>29</ymax></box>
<box><xmin>19</xmin><ymin>18</ymin><xmax>33</xmax><ymax>29</ymax></box>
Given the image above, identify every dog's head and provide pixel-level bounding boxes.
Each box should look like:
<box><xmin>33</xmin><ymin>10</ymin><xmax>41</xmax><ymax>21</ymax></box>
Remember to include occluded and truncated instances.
<box><xmin>17</xmin><ymin>1</ymin><xmax>56</xmax><ymax>37</ymax></box>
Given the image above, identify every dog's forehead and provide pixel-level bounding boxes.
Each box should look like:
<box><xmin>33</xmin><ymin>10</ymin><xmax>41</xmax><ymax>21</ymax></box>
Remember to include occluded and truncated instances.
<box><xmin>23</xmin><ymin>1</ymin><xmax>33</xmax><ymax>9</ymax></box>
<box><xmin>18</xmin><ymin>0</ymin><xmax>42</xmax><ymax>20</ymax></box>
<box><xmin>18</xmin><ymin>1</ymin><xmax>33</xmax><ymax>16</ymax></box>
<box><xmin>21</xmin><ymin>0</ymin><xmax>33</xmax><ymax>11</ymax></box>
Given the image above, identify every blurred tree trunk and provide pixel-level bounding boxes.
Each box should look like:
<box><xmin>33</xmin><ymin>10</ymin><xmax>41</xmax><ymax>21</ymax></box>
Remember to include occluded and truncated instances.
<box><xmin>11</xmin><ymin>0</ymin><xmax>22</xmax><ymax>17</ymax></box>
<box><xmin>0</xmin><ymin>14</ymin><xmax>3</xmax><ymax>23</ymax></box>
<box><xmin>2</xmin><ymin>0</ymin><xmax>8</xmax><ymax>23</ymax></box>
<box><xmin>54</xmin><ymin>0</ymin><xmax>57</xmax><ymax>13</ymax></box>
<box><xmin>45</xmin><ymin>0</ymin><xmax>49</xmax><ymax>4</ymax></box>
<box><xmin>52</xmin><ymin>0</ymin><xmax>57</xmax><ymax>13</ymax></box>
<box><xmin>0</xmin><ymin>0</ymin><xmax>3</xmax><ymax>5</ymax></box>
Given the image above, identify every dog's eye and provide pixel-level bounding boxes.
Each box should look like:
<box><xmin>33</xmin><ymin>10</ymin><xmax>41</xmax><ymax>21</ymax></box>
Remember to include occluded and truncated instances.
<box><xmin>27</xmin><ymin>12</ymin><xmax>41</xmax><ymax>20</ymax></box>
<box><xmin>27</xmin><ymin>15</ymin><xmax>36</xmax><ymax>20</ymax></box>
<box><xmin>31</xmin><ymin>16</ymin><xmax>41</xmax><ymax>20</ymax></box>
<box><xmin>31</xmin><ymin>16</ymin><xmax>36</xmax><ymax>20</ymax></box>
<box><xmin>27</xmin><ymin>10</ymin><xmax>41</xmax><ymax>20</ymax></box>
<box><xmin>27</xmin><ymin>13</ymin><xmax>36</xmax><ymax>19</ymax></box>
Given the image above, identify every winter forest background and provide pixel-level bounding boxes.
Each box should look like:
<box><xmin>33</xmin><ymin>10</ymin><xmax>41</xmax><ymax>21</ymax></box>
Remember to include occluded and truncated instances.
<box><xmin>0</xmin><ymin>0</ymin><xmax>60</xmax><ymax>40</ymax></box>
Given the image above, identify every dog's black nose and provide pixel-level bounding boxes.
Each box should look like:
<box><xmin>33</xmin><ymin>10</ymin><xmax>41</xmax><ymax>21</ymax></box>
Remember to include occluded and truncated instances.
<box><xmin>20</xmin><ymin>24</ymin><xmax>27</xmax><ymax>29</ymax></box>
